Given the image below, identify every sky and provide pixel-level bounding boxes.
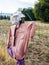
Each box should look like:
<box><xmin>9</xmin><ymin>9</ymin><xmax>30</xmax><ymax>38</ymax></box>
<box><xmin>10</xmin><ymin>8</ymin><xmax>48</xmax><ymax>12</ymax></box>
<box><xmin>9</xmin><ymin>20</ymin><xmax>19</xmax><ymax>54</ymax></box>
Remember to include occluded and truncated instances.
<box><xmin>0</xmin><ymin>0</ymin><xmax>38</xmax><ymax>13</ymax></box>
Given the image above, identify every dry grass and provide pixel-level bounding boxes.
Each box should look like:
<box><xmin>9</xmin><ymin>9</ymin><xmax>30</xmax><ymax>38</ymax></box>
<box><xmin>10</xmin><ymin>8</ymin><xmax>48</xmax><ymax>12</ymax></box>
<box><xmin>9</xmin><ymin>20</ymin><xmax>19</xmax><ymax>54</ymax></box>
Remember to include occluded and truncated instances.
<box><xmin>0</xmin><ymin>20</ymin><xmax>49</xmax><ymax>65</ymax></box>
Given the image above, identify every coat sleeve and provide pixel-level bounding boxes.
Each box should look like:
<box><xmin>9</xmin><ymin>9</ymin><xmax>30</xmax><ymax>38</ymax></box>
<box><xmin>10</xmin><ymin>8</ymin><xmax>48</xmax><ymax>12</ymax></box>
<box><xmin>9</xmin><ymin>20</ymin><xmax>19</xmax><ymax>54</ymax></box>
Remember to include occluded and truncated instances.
<box><xmin>29</xmin><ymin>23</ymin><xmax>36</xmax><ymax>41</ymax></box>
<box><xmin>24</xmin><ymin>23</ymin><xmax>36</xmax><ymax>54</ymax></box>
<box><xmin>7</xmin><ymin>27</ymin><xmax>11</xmax><ymax>48</ymax></box>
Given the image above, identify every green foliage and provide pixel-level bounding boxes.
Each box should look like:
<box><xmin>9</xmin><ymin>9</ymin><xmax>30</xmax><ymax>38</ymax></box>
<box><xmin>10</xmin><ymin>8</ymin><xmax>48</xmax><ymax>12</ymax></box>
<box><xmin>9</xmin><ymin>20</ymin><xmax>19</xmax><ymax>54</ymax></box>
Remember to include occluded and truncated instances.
<box><xmin>7</xmin><ymin>16</ymin><xmax>10</xmax><ymax>20</ymax></box>
<box><xmin>34</xmin><ymin>0</ymin><xmax>49</xmax><ymax>22</ymax></box>
<box><xmin>0</xmin><ymin>15</ymin><xmax>10</xmax><ymax>20</ymax></box>
<box><xmin>3</xmin><ymin>16</ymin><xmax>7</xmax><ymax>19</ymax></box>
<box><xmin>0</xmin><ymin>15</ymin><xmax>3</xmax><ymax>20</ymax></box>
<box><xmin>22</xmin><ymin>8</ymin><xmax>36</xmax><ymax>21</ymax></box>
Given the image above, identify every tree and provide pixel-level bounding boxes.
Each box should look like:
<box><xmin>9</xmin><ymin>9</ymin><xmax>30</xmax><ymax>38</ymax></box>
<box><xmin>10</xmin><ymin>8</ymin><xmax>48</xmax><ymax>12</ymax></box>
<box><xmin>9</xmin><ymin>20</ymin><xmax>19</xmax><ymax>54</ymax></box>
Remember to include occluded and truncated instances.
<box><xmin>22</xmin><ymin>8</ymin><xmax>36</xmax><ymax>21</ymax></box>
<box><xmin>7</xmin><ymin>16</ymin><xmax>10</xmax><ymax>20</ymax></box>
<box><xmin>3</xmin><ymin>16</ymin><xmax>7</xmax><ymax>19</ymax></box>
<box><xmin>34</xmin><ymin>0</ymin><xmax>49</xmax><ymax>22</ymax></box>
<box><xmin>0</xmin><ymin>15</ymin><xmax>3</xmax><ymax>20</ymax></box>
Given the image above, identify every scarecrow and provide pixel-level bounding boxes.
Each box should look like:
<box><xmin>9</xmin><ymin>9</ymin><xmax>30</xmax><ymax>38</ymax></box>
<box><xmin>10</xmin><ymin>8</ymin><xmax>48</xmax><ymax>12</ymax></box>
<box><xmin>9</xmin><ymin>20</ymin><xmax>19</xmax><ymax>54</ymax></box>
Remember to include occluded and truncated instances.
<box><xmin>7</xmin><ymin>11</ymin><xmax>36</xmax><ymax>65</ymax></box>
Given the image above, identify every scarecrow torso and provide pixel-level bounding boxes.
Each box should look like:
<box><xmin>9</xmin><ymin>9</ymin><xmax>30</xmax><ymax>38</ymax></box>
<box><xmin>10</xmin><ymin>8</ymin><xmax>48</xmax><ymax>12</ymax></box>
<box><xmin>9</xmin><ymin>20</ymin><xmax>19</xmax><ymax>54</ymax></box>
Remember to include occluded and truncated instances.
<box><xmin>10</xmin><ymin>22</ymin><xmax>33</xmax><ymax>59</ymax></box>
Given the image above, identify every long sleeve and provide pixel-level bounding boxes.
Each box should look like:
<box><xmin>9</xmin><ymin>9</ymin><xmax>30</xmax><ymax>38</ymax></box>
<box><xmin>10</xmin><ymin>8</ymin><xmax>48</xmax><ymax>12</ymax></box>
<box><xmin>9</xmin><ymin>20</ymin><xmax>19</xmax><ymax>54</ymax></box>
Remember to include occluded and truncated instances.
<box><xmin>7</xmin><ymin>28</ymin><xmax>11</xmax><ymax>48</ymax></box>
<box><xmin>24</xmin><ymin>23</ymin><xmax>36</xmax><ymax>54</ymax></box>
<box><xmin>29</xmin><ymin>23</ymin><xmax>36</xmax><ymax>41</ymax></box>
<box><xmin>24</xmin><ymin>30</ymin><xmax>30</xmax><ymax>54</ymax></box>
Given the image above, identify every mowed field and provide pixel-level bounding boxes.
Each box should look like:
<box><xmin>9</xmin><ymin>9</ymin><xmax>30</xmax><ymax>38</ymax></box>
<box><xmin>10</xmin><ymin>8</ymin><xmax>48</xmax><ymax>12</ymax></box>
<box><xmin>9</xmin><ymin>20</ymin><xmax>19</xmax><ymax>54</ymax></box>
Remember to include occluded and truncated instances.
<box><xmin>0</xmin><ymin>20</ymin><xmax>49</xmax><ymax>65</ymax></box>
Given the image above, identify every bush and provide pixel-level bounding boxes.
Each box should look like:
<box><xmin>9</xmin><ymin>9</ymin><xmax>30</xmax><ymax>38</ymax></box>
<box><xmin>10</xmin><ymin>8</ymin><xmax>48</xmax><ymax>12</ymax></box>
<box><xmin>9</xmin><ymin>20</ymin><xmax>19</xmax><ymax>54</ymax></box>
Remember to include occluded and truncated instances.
<box><xmin>0</xmin><ymin>15</ymin><xmax>3</xmax><ymax>20</ymax></box>
<box><xmin>34</xmin><ymin>0</ymin><xmax>49</xmax><ymax>22</ymax></box>
<box><xmin>0</xmin><ymin>15</ymin><xmax>10</xmax><ymax>20</ymax></box>
<box><xmin>22</xmin><ymin>8</ymin><xmax>36</xmax><ymax>21</ymax></box>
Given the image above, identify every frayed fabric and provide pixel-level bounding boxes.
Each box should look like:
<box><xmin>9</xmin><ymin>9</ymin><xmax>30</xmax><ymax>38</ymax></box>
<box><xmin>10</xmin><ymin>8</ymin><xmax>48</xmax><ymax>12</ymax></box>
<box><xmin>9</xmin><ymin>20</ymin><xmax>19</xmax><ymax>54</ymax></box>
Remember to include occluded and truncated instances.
<box><xmin>7</xmin><ymin>47</ymin><xmax>15</xmax><ymax>58</ymax></box>
<box><xmin>7</xmin><ymin>47</ymin><xmax>25</xmax><ymax>65</ymax></box>
<box><xmin>16</xmin><ymin>58</ymin><xmax>25</xmax><ymax>65</ymax></box>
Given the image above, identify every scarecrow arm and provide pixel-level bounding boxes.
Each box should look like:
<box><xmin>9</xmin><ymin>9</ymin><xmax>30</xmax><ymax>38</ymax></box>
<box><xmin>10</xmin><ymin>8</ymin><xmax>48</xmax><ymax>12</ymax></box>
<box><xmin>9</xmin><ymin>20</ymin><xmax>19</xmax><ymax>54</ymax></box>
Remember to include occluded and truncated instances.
<box><xmin>29</xmin><ymin>23</ymin><xmax>36</xmax><ymax>41</ymax></box>
<box><xmin>7</xmin><ymin>28</ymin><xmax>11</xmax><ymax>48</ymax></box>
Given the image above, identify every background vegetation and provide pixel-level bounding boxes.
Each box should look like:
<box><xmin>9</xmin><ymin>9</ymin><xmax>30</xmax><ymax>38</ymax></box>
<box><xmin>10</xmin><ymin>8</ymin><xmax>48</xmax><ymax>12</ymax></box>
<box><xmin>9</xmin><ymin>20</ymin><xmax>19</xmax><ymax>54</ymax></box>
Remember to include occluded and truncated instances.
<box><xmin>34</xmin><ymin>0</ymin><xmax>49</xmax><ymax>22</ymax></box>
<box><xmin>0</xmin><ymin>0</ymin><xmax>49</xmax><ymax>22</ymax></box>
<box><xmin>0</xmin><ymin>15</ymin><xmax>10</xmax><ymax>20</ymax></box>
<box><xmin>22</xmin><ymin>8</ymin><xmax>36</xmax><ymax>21</ymax></box>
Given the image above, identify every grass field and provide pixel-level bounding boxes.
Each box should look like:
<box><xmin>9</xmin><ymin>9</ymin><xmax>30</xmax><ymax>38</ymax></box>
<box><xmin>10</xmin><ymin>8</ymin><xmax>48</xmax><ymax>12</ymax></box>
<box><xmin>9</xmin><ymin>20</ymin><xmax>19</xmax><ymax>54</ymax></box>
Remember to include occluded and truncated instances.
<box><xmin>0</xmin><ymin>20</ymin><xmax>49</xmax><ymax>65</ymax></box>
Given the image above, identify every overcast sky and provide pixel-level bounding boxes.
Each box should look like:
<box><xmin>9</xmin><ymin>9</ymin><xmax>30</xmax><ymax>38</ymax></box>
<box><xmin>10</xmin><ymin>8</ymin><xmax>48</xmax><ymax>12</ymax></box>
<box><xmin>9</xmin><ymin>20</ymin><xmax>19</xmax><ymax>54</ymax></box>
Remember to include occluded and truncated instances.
<box><xmin>0</xmin><ymin>0</ymin><xmax>38</xmax><ymax>13</ymax></box>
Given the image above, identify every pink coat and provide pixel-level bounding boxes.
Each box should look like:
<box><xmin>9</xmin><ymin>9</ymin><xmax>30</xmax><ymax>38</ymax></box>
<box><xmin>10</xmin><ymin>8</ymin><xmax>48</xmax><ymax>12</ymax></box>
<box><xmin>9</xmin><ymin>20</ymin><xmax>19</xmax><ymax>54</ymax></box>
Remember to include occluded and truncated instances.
<box><xmin>7</xmin><ymin>22</ymin><xmax>36</xmax><ymax>60</ymax></box>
